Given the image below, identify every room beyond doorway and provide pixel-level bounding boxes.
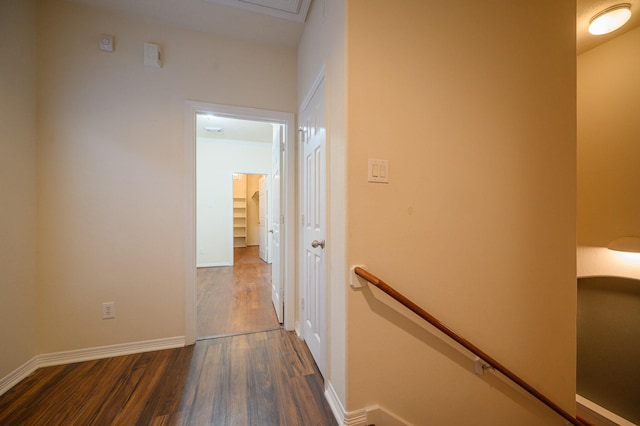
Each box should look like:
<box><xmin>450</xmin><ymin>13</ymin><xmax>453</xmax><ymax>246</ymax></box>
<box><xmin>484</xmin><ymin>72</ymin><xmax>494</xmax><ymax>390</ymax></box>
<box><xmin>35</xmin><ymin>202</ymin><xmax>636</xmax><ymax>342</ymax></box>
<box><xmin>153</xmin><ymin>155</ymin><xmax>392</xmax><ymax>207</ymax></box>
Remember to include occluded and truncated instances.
<box><xmin>197</xmin><ymin>246</ymin><xmax>280</xmax><ymax>339</ymax></box>
<box><xmin>184</xmin><ymin>101</ymin><xmax>296</xmax><ymax>345</ymax></box>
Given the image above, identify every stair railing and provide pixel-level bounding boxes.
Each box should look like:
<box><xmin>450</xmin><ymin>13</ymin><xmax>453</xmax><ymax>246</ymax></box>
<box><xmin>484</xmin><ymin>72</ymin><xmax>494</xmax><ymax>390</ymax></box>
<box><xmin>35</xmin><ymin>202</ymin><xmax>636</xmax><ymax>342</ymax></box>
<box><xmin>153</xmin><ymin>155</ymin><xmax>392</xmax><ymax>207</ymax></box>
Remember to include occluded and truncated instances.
<box><xmin>353</xmin><ymin>266</ymin><xmax>590</xmax><ymax>426</ymax></box>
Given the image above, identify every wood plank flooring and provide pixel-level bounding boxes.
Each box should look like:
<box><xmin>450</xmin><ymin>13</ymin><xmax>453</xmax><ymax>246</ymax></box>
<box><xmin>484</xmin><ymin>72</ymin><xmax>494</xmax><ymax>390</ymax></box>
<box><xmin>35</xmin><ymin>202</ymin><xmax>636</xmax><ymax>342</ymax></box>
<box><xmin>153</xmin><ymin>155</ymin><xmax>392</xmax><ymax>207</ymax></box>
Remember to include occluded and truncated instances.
<box><xmin>198</xmin><ymin>246</ymin><xmax>280</xmax><ymax>338</ymax></box>
<box><xmin>0</xmin><ymin>248</ymin><xmax>335</xmax><ymax>425</ymax></box>
<box><xmin>0</xmin><ymin>329</ymin><xmax>337</xmax><ymax>425</ymax></box>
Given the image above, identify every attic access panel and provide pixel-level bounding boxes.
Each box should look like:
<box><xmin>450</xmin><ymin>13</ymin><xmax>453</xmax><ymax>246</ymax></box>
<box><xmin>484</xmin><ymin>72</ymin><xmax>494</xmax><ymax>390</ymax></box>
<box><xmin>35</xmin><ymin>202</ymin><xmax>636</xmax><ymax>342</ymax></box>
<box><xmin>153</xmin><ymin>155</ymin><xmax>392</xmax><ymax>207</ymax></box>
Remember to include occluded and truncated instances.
<box><xmin>203</xmin><ymin>0</ymin><xmax>312</xmax><ymax>22</ymax></box>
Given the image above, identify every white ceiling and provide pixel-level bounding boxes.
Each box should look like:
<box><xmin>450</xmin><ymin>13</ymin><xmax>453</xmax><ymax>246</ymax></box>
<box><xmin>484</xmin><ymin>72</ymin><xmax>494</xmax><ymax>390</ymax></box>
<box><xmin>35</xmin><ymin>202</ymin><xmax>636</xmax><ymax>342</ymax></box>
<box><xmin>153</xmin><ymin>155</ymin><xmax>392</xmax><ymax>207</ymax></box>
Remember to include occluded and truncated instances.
<box><xmin>65</xmin><ymin>0</ymin><xmax>640</xmax><ymax>52</ymax></box>
<box><xmin>196</xmin><ymin>114</ymin><xmax>274</xmax><ymax>143</ymax></box>
<box><xmin>65</xmin><ymin>0</ymin><xmax>310</xmax><ymax>47</ymax></box>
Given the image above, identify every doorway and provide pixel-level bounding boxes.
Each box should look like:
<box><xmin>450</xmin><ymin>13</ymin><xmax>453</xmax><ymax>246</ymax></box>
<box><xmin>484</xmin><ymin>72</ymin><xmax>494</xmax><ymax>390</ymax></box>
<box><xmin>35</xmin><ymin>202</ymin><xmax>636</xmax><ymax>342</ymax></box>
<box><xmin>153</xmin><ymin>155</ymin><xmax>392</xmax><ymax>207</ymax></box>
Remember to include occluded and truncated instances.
<box><xmin>197</xmin><ymin>172</ymin><xmax>277</xmax><ymax>338</ymax></box>
<box><xmin>184</xmin><ymin>101</ymin><xmax>296</xmax><ymax>345</ymax></box>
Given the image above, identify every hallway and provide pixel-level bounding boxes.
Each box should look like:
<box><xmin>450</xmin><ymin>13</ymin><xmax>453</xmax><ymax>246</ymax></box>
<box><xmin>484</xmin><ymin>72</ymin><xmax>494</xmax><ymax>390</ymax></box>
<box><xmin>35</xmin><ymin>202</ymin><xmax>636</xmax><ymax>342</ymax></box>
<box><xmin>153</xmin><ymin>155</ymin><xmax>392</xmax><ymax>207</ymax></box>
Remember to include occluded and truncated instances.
<box><xmin>197</xmin><ymin>246</ymin><xmax>280</xmax><ymax>338</ymax></box>
<box><xmin>0</xmin><ymin>246</ymin><xmax>337</xmax><ymax>424</ymax></box>
<box><xmin>0</xmin><ymin>329</ymin><xmax>337</xmax><ymax>425</ymax></box>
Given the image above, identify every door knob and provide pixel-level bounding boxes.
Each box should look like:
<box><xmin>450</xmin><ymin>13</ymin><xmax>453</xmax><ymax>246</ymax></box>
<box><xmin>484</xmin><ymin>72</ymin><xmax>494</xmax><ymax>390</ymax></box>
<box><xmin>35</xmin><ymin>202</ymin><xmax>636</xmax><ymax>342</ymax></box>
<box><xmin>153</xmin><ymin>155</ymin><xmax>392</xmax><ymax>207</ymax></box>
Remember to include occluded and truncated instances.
<box><xmin>311</xmin><ymin>240</ymin><xmax>326</xmax><ymax>249</ymax></box>
<box><xmin>269</xmin><ymin>230</ymin><xmax>274</xmax><ymax>234</ymax></box>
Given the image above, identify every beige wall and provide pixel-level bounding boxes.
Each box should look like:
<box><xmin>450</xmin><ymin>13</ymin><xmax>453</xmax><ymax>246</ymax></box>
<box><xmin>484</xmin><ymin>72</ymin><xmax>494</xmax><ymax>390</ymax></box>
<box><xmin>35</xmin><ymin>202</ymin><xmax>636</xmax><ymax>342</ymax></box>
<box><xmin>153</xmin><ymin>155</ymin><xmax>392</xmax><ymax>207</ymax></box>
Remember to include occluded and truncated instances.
<box><xmin>346</xmin><ymin>1</ymin><xmax>576</xmax><ymax>424</ymax></box>
<box><xmin>0</xmin><ymin>0</ymin><xmax>39</xmax><ymax>378</ymax></box>
<box><xmin>297</xmin><ymin>0</ymin><xmax>348</xmax><ymax>406</ymax></box>
<box><xmin>577</xmin><ymin>26</ymin><xmax>640</xmax><ymax>280</ymax></box>
<box><xmin>36</xmin><ymin>0</ymin><xmax>296</xmax><ymax>353</ymax></box>
<box><xmin>2</xmin><ymin>2</ymin><xmax>583</xmax><ymax>424</ymax></box>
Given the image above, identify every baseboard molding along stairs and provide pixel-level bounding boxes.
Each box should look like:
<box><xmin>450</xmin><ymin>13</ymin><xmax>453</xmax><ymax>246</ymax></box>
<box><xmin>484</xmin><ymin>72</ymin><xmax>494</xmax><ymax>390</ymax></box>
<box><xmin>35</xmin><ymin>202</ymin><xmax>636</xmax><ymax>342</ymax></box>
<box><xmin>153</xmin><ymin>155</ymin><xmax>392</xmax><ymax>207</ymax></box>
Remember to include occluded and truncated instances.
<box><xmin>325</xmin><ymin>380</ymin><xmax>411</xmax><ymax>426</ymax></box>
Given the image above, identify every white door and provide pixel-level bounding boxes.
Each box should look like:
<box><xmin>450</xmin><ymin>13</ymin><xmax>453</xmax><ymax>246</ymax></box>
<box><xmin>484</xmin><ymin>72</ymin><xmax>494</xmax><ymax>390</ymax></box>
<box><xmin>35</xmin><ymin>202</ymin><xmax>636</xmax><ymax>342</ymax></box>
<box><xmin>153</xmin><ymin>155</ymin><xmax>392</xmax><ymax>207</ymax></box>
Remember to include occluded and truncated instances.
<box><xmin>271</xmin><ymin>125</ymin><xmax>284</xmax><ymax>323</ymax></box>
<box><xmin>300</xmin><ymin>77</ymin><xmax>327</xmax><ymax>377</ymax></box>
<box><xmin>258</xmin><ymin>176</ymin><xmax>268</xmax><ymax>262</ymax></box>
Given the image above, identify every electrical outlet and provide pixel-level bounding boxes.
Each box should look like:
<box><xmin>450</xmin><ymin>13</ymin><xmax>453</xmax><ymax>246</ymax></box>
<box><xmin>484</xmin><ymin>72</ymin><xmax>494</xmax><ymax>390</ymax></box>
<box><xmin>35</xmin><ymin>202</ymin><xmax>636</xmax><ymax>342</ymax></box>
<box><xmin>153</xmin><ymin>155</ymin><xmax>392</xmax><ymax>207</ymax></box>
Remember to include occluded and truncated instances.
<box><xmin>102</xmin><ymin>302</ymin><xmax>115</xmax><ymax>319</ymax></box>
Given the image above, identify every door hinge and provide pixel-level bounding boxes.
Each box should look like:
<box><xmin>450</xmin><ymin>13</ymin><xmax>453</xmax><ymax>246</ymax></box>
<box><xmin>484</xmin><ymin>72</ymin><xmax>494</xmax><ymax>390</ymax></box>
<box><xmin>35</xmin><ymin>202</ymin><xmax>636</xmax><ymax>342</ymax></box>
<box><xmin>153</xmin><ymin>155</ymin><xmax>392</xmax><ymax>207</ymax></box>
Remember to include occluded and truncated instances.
<box><xmin>281</xmin><ymin>214</ymin><xmax>285</xmax><ymax>224</ymax></box>
<box><xmin>301</xmin><ymin>298</ymin><xmax>305</xmax><ymax>311</ymax></box>
<box><xmin>281</xmin><ymin>140</ymin><xmax>285</xmax><ymax>152</ymax></box>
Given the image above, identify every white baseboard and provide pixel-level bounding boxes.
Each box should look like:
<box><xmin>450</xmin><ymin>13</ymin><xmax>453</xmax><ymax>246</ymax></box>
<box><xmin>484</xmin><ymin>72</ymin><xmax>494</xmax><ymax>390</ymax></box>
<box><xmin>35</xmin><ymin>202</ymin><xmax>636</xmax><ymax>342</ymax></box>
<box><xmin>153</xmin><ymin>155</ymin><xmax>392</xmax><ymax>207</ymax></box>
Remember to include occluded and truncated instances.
<box><xmin>38</xmin><ymin>336</ymin><xmax>185</xmax><ymax>367</ymax></box>
<box><xmin>196</xmin><ymin>262</ymin><xmax>230</xmax><ymax>268</ymax></box>
<box><xmin>325</xmin><ymin>380</ymin><xmax>354</xmax><ymax>425</ymax></box>
<box><xmin>0</xmin><ymin>336</ymin><xmax>185</xmax><ymax>397</ymax></box>
<box><xmin>344</xmin><ymin>408</ymin><xmax>369</xmax><ymax>426</ymax></box>
<box><xmin>0</xmin><ymin>356</ymin><xmax>40</xmax><ymax>397</ymax></box>
<box><xmin>324</xmin><ymin>380</ymin><xmax>411</xmax><ymax>426</ymax></box>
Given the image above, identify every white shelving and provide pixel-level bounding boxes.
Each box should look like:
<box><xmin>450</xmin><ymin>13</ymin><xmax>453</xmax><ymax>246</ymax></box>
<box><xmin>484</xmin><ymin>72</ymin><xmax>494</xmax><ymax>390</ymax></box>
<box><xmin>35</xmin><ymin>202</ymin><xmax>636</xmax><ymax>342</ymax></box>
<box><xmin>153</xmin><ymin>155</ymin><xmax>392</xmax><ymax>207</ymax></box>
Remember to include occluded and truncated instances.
<box><xmin>233</xmin><ymin>175</ymin><xmax>247</xmax><ymax>248</ymax></box>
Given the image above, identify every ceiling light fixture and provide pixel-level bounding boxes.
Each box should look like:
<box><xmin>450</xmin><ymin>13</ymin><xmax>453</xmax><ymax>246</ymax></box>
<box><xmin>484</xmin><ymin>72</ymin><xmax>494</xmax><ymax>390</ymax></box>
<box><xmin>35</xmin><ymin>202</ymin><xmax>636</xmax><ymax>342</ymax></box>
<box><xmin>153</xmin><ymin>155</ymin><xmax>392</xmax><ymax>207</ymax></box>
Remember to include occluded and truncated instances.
<box><xmin>589</xmin><ymin>3</ymin><xmax>632</xmax><ymax>35</ymax></box>
<box><xmin>607</xmin><ymin>236</ymin><xmax>640</xmax><ymax>253</ymax></box>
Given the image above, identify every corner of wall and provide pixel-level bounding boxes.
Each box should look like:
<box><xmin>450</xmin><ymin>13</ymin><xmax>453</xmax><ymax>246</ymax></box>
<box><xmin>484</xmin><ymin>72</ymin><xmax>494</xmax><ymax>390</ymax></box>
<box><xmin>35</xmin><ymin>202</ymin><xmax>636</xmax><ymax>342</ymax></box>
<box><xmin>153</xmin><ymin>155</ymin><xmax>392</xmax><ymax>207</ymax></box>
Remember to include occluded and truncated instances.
<box><xmin>0</xmin><ymin>0</ymin><xmax>39</xmax><ymax>379</ymax></box>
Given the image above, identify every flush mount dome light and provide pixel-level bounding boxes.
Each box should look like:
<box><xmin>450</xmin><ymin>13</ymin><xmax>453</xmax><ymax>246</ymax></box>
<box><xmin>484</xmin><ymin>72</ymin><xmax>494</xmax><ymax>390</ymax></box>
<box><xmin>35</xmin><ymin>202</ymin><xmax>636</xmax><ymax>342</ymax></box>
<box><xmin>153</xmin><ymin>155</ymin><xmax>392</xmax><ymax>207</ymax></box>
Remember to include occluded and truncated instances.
<box><xmin>589</xmin><ymin>3</ymin><xmax>632</xmax><ymax>35</ymax></box>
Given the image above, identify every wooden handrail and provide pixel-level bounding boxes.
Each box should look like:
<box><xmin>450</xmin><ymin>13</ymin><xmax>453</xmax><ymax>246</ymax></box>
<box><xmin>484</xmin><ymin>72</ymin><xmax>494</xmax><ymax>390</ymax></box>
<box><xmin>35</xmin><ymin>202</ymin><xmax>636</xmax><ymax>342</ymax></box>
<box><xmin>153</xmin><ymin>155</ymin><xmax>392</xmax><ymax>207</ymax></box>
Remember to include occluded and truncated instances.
<box><xmin>353</xmin><ymin>267</ymin><xmax>587</xmax><ymax>426</ymax></box>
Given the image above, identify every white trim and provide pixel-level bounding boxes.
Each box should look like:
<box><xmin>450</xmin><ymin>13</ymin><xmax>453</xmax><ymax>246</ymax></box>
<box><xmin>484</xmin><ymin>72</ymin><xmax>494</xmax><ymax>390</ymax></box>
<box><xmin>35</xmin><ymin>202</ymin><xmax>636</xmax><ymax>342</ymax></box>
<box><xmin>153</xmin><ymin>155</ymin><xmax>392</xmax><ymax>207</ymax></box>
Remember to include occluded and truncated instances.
<box><xmin>324</xmin><ymin>380</ymin><xmax>371</xmax><ymax>426</ymax></box>
<box><xmin>197</xmin><ymin>262</ymin><xmax>232</xmax><ymax>268</ymax></box>
<box><xmin>343</xmin><ymin>409</ymin><xmax>369</xmax><ymax>426</ymax></box>
<box><xmin>184</xmin><ymin>102</ymin><xmax>198</xmax><ymax>345</ymax></box>
<box><xmin>0</xmin><ymin>356</ymin><xmax>39</xmax><ymax>397</ymax></box>
<box><xmin>184</xmin><ymin>101</ymin><xmax>296</xmax><ymax>344</ymax></box>
<box><xmin>0</xmin><ymin>336</ymin><xmax>185</xmax><ymax>397</ymax></box>
<box><xmin>577</xmin><ymin>394</ymin><xmax>637</xmax><ymax>426</ymax></box>
<box><xmin>324</xmin><ymin>382</ymin><xmax>412</xmax><ymax>426</ymax></box>
<box><xmin>325</xmin><ymin>380</ymin><xmax>349</xmax><ymax>425</ymax></box>
<box><xmin>38</xmin><ymin>336</ymin><xmax>185</xmax><ymax>367</ymax></box>
<box><xmin>282</xmin><ymin>114</ymin><xmax>296</xmax><ymax>332</ymax></box>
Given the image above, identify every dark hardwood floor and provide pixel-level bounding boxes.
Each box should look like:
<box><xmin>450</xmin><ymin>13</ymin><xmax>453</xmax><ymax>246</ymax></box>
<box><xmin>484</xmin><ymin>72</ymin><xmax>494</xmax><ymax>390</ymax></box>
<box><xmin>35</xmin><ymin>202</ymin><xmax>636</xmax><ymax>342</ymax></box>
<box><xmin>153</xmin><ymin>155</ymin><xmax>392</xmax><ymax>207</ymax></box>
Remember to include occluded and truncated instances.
<box><xmin>0</xmin><ymin>247</ymin><xmax>336</xmax><ymax>425</ymax></box>
<box><xmin>0</xmin><ymin>329</ymin><xmax>337</xmax><ymax>425</ymax></box>
<box><xmin>197</xmin><ymin>246</ymin><xmax>280</xmax><ymax>339</ymax></box>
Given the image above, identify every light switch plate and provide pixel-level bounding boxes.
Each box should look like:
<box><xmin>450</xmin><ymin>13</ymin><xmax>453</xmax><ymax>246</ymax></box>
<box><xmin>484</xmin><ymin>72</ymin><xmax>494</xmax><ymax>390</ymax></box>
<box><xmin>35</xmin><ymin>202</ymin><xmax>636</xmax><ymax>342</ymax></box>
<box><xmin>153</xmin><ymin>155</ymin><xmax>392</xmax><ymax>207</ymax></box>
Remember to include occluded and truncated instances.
<box><xmin>368</xmin><ymin>159</ymin><xmax>389</xmax><ymax>183</ymax></box>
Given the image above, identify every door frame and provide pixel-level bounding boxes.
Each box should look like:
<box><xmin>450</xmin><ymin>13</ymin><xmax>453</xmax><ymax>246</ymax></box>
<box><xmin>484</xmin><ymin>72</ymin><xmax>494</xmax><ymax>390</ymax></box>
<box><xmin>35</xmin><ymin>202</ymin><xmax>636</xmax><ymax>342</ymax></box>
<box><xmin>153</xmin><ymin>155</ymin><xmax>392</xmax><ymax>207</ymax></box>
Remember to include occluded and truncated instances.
<box><xmin>257</xmin><ymin>174</ymin><xmax>269</xmax><ymax>263</ymax></box>
<box><xmin>184</xmin><ymin>101</ymin><xmax>296</xmax><ymax>344</ymax></box>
